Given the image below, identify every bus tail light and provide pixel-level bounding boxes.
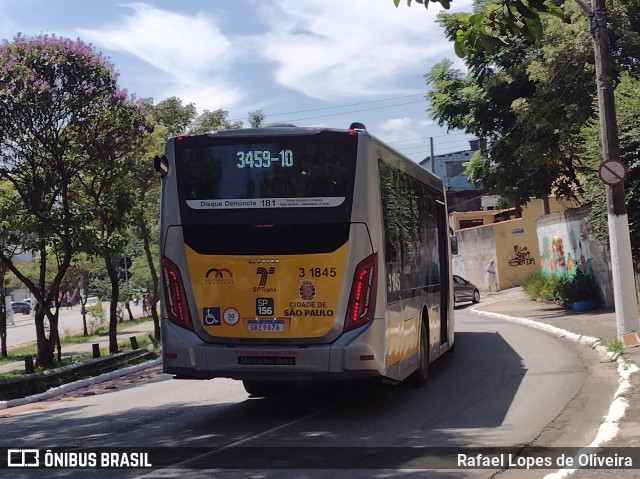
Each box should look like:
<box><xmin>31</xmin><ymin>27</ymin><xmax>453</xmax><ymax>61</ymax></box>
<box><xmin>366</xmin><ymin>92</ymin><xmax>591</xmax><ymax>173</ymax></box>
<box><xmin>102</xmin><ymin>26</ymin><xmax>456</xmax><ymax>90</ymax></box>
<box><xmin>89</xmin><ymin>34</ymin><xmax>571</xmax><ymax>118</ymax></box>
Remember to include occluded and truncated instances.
<box><xmin>161</xmin><ymin>256</ymin><xmax>194</xmax><ymax>331</ymax></box>
<box><xmin>345</xmin><ymin>252</ymin><xmax>378</xmax><ymax>332</ymax></box>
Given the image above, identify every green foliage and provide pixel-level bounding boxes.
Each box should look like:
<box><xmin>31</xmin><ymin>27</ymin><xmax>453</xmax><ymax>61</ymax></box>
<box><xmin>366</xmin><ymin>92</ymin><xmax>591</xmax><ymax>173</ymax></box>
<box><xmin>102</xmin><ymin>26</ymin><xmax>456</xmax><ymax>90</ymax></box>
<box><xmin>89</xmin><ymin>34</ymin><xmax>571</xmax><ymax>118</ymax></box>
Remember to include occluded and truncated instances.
<box><xmin>522</xmin><ymin>271</ymin><xmax>562</xmax><ymax>301</ymax></box>
<box><xmin>576</xmin><ymin>73</ymin><xmax>640</xmax><ymax>271</ymax></box>
<box><xmin>523</xmin><ymin>269</ymin><xmax>598</xmax><ymax>307</ymax></box>
<box><xmin>86</xmin><ymin>303</ymin><xmax>107</xmax><ymax>335</ymax></box>
<box><xmin>189</xmin><ymin>108</ymin><xmax>243</xmax><ymax>134</ymax></box>
<box><xmin>599</xmin><ymin>336</ymin><xmax>625</xmax><ymax>354</ymax></box>
<box><xmin>0</xmin><ymin>33</ymin><xmax>150</xmax><ymax>366</ymax></box>
<box><xmin>149</xmin><ymin>96</ymin><xmax>197</xmax><ymax>139</ymax></box>
<box><xmin>248</xmin><ymin>110</ymin><xmax>266</xmax><ymax>128</ymax></box>
<box><xmin>554</xmin><ymin>268</ymin><xmax>598</xmax><ymax>304</ymax></box>
<box><xmin>424</xmin><ymin>2</ymin><xmax>608</xmax><ymax>207</ymax></box>
<box><xmin>394</xmin><ymin>0</ymin><xmax>564</xmax><ymax>56</ymax></box>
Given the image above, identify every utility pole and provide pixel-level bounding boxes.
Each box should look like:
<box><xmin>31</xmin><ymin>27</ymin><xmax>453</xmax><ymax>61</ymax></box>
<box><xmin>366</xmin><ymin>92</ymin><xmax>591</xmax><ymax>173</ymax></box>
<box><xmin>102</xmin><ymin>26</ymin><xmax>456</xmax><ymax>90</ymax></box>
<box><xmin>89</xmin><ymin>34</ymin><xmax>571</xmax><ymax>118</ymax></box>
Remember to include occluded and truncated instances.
<box><xmin>429</xmin><ymin>137</ymin><xmax>435</xmax><ymax>173</ymax></box>
<box><xmin>586</xmin><ymin>0</ymin><xmax>639</xmax><ymax>338</ymax></box>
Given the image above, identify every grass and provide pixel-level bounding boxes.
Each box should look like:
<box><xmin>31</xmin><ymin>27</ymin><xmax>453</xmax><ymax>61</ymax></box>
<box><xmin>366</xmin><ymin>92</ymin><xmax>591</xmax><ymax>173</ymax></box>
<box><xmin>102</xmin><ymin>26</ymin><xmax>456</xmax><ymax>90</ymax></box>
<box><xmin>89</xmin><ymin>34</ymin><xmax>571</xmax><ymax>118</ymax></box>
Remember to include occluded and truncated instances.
<box><xmin>0</xmin><ymin>315</ymin><xmax>154</xmax><ymax>368</ymax></box>
<box><xmin>599</xmin><ymin>336</ymin><xmax>625</xmax><ymax>355</ymax></box>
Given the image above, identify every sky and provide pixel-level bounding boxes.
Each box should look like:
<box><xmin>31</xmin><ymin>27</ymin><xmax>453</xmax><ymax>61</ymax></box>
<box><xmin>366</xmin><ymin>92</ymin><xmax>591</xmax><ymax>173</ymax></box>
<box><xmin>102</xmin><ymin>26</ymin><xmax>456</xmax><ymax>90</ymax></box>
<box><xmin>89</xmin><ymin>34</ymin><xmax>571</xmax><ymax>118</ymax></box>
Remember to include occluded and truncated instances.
<box><xmin>0</xmin><ymin>0</ymin><xmax>476</xmax><ymax>163</ymax></box>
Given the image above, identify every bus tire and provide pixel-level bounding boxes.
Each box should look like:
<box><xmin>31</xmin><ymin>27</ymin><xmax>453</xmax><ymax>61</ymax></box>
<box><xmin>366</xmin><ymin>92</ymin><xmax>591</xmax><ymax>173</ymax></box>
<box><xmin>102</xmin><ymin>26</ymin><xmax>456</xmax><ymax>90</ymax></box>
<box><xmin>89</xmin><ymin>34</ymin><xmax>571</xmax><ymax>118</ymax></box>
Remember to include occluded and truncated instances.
<box><xmin>242</xmin><ymin>380</ymin><xmax>296</xmax><ymax>397</ymax></box>
<box><xmin>407</xmin><ymin>320</ymin><xmax>429</xmax><ymax>387</ymax></box>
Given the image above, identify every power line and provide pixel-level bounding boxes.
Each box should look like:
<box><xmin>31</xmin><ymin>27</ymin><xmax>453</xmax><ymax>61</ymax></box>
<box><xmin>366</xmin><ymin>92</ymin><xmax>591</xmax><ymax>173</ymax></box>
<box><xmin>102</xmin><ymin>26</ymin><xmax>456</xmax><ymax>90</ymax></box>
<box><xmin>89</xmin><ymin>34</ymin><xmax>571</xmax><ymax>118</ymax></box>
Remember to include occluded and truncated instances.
<box><xmin>230</xmin><ymin>93</ymin><xmax>425</xmax><ymax>123</ymax></box>
<box><xmin>266</xmin><ymin>93</ymin><xmax>424</xmax><ymax>117</ymax></box>
<box><xmin>386</xmin><ymin>132</ymin><xmax>471</xmax><ymax>144</ymax></box>
<box><xmin>283</xmin><ymin>100</ymin><xmax>425</xmax><ymax>123</ymax></box>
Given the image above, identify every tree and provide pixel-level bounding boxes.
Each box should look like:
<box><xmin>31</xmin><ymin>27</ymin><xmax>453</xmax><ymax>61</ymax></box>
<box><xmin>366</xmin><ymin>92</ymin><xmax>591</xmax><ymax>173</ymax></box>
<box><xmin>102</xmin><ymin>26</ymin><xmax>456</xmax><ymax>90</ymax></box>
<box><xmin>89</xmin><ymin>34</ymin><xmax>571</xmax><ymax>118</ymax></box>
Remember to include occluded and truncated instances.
<box><xmin>248</xmin><ymin>109</ymin><xmax>266</xmax><ymax>128</ymax></box>
<box><xmin>425</xmin><ymin>7</ymin><xmax>585</xmax><ymax>206</ymax></box>
<box><xmin>423</xmin><ymin>0</ymin><xmax>639</xmax><ymax>207</ymax></box>
<box><xmin>75</xmin><ymin>94</ymin><xmax>150</xmax><ymax>353</ymax></box>
<box><xmin>0</xmin><ymin>34</ymin><xmax>146</xmax><ymax>366</ymax></box>
<box><xmin>128</xmin><ymin>116</ymin><xmax>168</xmax><ymax>340</ymax></box>
<box><xmin>190</xmin><ymin>108</ymin><xmax>243</xmax><ymax>134</ymax></box>
<box><xmin>394</xmin><ymin>0</ymin><xmax>564</xmax><ymax>57</ymax></box>
<box><xmin>146</xmin><ymin>96</ymin><xmax>197</xmax><ymax>138</ymax></box>
<box><xmin>577</xmin><ymin>73</ymin><xmax>640</xmax><ymax>269</ymax></box>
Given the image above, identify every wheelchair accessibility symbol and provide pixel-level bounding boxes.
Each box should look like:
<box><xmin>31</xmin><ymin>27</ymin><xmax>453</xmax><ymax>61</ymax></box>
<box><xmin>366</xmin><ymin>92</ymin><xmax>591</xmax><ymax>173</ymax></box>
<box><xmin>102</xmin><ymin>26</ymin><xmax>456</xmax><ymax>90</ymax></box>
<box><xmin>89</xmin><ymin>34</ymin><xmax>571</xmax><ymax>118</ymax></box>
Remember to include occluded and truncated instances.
<box><xmin>203</xmin><ymin>307</ymin><xmax>221</xmax><ymax>326</ymax></box>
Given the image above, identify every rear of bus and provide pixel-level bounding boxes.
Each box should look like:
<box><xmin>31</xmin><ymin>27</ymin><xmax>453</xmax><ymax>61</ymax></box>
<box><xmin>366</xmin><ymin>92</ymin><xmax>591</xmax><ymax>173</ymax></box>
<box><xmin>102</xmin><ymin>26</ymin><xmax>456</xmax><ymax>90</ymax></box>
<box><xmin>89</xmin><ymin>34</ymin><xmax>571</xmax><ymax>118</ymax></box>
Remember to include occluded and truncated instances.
<box><xmin>158</xmin><ymin>125</ymin><xmax>386</xmax><ymax>392</ymax></box>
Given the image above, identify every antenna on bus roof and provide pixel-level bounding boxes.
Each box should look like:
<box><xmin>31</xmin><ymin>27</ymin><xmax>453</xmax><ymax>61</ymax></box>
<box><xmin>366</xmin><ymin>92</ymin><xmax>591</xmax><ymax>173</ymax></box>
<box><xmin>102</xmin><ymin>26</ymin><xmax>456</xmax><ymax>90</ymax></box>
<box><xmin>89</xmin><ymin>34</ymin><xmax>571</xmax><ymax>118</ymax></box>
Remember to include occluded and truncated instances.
<box><xmin>349</xmin><ymin>122</ymin><xmax>366</xmax><ymax>131</ymax></box>
<box><xmin>262</xmin><ymin>123</ymin><xmax>297</xmax><ymax>128</ymax></box>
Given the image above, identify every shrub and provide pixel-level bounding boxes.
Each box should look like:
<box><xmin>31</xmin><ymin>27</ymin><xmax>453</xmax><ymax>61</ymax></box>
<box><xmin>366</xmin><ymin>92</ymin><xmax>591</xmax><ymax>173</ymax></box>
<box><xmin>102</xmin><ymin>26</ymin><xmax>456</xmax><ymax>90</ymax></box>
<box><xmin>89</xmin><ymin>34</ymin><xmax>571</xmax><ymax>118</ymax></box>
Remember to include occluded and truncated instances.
<box><xmin>522</xmin><ymin>272</ymin><xmax>556</xmax><ymax>302</ymax></box>
<box><xmin>86</xmin><ymin>302</ymin><xmax>107</xmax><ymax>334</ymax></box>
<box><xmin>522</xmin><ymin>269</ymin><xmax>599</xmax><ymax>308</ymax></box>
<box><xmin>555</xmin><ymin>268</ymin><xmax>598</xmax><ymax>304</ymax></box>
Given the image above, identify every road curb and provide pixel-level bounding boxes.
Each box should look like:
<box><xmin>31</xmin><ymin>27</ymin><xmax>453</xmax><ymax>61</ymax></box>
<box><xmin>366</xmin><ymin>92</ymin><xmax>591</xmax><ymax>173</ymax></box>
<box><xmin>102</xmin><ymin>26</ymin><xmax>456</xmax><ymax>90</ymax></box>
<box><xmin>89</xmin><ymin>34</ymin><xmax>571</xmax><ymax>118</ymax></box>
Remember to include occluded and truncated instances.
<box><xmin>470</xmin><ymin>305</ymin><xmax>640</xmax><ymax>479</ymax></box>
<box><xmin>0</xmin><ymin>357</ymin><xmax>162</xmax><ymax>410</ymax></box>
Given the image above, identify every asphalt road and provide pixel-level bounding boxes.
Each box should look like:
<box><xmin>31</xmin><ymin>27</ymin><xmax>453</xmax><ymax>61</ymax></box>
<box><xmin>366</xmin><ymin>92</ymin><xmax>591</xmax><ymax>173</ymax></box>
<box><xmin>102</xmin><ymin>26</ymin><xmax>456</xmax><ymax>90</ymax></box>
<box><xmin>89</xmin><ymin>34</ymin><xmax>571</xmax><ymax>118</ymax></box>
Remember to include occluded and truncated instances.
<box><xmin>0</xmin><ymin>307</ymin><xmax>618</xmax><ymax>478</ymax></box>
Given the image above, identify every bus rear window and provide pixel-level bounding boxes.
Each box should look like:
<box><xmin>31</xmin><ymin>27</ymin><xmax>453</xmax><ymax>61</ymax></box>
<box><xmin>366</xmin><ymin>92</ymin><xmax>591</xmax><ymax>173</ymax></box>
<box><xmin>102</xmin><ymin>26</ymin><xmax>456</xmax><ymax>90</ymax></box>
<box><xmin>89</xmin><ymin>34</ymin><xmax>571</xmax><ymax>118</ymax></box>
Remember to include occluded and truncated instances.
<box><xmin>177</xmin><ymin>139</ymin><xmax>354</xmax><ymax>210</ymax></box>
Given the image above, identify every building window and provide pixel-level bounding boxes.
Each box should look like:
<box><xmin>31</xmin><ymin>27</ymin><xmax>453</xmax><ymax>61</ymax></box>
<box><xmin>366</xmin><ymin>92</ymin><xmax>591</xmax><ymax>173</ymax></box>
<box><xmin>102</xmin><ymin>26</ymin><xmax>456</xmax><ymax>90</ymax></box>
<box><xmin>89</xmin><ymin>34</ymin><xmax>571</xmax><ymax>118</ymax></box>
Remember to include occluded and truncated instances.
<box><xmin>445</xmin><ymin>161</ymin><xmax>465</xmax><ymax>177</ymax></box>
<box><xmin>459</xmin><ymin>219</ymin><xmax>484</xmax><ymax>229</ymax></box>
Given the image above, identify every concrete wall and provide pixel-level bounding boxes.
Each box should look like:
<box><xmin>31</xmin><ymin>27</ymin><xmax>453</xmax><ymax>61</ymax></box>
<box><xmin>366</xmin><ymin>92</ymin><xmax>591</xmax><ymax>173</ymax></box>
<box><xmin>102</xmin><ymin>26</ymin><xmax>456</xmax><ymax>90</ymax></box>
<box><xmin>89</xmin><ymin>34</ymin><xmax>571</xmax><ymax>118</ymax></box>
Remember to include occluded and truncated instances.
<box><xmin>453</xmin><ymin>203</ymin><xmax>620</xmax><ymax>308</ymax></box>
<box><xmin>536</xmin><ymin>207</ymin><xmax>615</xmax><ymax>308</ymax></box>
<box><xmin>452</xmin><ymin>223</ymin><xmax>495</xmax><ymax>289</ymax></box>
<box><xmin>494</xmin><ymin>218</ymin><xmax>541</xmax><ymax>290</ymax></box>
<box><xmin>453</xmin><ymin>217</ymin><xmax>540</xmax><ymax>291</ymax></box>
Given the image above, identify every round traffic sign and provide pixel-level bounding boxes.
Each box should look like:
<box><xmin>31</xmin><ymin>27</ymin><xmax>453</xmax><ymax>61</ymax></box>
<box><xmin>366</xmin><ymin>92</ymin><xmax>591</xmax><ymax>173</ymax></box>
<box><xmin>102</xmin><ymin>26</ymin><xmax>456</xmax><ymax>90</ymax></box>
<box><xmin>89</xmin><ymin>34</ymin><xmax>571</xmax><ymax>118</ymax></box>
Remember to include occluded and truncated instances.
<box><xmin>598</xmin><ymin>159</ymin><xmax>627</xmax><ymax>186</ymax></box>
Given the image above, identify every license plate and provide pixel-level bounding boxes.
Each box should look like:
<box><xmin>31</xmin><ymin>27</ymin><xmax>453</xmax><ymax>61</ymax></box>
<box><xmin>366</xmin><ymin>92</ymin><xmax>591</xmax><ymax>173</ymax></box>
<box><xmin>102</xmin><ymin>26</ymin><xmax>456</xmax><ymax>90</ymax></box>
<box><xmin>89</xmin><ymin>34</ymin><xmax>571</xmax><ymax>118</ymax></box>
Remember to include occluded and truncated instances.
<box><xmin>247</xmin><ymin>319</ymin><xmax>285</xmax><ymax>333</ymax></box>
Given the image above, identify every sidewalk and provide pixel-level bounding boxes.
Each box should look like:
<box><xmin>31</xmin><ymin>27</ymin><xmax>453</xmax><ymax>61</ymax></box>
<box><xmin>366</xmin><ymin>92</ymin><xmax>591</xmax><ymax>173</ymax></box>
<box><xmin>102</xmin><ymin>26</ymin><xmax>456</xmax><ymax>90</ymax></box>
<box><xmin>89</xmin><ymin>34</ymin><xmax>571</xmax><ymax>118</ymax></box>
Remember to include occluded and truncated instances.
<box><xmin>471</xmin><ymin>287</ymin><xmax>640</xmax><ymax>477</ymax></box>
<box><xmin>0</xmin><ymin>318</ymin><xmax>157</xmax><ymax>375</ymax></box>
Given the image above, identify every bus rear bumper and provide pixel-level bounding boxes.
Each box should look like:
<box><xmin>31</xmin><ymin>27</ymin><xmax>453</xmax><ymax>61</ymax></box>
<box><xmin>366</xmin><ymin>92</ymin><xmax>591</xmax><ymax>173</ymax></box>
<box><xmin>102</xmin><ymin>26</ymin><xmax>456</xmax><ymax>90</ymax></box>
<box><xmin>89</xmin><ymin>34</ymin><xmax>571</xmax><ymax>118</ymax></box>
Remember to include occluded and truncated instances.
<box><xmin>161</xmin><ymin>320</ymin><xmax>385</xmax><ymax>381</ymax></box>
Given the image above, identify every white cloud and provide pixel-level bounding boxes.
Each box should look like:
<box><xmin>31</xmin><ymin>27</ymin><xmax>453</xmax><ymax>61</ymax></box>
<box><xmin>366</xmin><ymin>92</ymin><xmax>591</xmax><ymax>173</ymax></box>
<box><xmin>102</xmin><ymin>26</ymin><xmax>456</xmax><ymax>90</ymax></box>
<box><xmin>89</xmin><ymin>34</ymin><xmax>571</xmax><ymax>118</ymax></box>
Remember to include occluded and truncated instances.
<box><xmin>376</xmin><ymin>116</ymin><xmax>423</xmax><ymax>151</ymax></box>
<box><xmin>67</xmin><ymin>0</ymin><xmax>473</xmax><ymax>111</ymax></box>
<box><xmin>77</xmin><ymin>2</ymin><xmax>243</xmax><ymax>110</ymax></box>
<box><xmin>255</xmin><ymin>0</ymin><xmax>470</xmax><ymax>99</ymax></box>
<box><xmin>382</xmin><ymin>117</ymin><xmax>413</xmax><ymax>131</ymax></box>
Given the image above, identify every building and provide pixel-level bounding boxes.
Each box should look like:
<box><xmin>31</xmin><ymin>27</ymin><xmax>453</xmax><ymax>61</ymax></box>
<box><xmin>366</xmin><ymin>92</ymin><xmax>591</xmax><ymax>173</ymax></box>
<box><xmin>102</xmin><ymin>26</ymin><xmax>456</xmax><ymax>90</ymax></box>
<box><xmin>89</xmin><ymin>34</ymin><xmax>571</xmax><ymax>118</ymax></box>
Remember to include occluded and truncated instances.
<box><xmin>451</xmin><ymin>197</ymin><xmax>577</xmax><ymax>291</ymax></box>
<box><xmin>419</xmin><ymin>139</ymin><xmax>485</xmax><ymax>212</ymax></box>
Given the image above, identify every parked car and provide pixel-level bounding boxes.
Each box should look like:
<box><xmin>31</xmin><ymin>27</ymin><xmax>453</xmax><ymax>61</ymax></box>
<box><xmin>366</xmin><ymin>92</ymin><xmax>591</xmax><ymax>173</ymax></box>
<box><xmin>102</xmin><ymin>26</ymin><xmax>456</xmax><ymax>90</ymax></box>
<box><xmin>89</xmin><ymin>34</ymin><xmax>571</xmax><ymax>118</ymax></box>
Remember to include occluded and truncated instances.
<box><xmin>453</xmin><ymin>275</ymin><xmax>480</xmax><ymax>304</ymax></box>
<box><xmin>11</xmin><ymin>301</ymin><xmax>31</xmax><ymax>314</ymax></box>
<box><xmin>84</xmin><ymin>296</ymin><xmax>100</xmax><ymax>306</ymax></box>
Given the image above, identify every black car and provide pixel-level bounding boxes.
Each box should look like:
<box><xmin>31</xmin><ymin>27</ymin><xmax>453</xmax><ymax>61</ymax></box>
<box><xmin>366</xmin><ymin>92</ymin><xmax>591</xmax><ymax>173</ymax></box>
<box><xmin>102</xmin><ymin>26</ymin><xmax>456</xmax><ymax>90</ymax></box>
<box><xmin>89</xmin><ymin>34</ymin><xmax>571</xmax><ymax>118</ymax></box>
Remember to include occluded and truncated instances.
<box><xmin>453</xmin><ymin>275</ymin><xmax>480</xmax><ymax>304</ymax></box>
<box><xmin>11</xmin><ymin>301</ymin><xmax>31</xmax><ymax>314</ymax></box>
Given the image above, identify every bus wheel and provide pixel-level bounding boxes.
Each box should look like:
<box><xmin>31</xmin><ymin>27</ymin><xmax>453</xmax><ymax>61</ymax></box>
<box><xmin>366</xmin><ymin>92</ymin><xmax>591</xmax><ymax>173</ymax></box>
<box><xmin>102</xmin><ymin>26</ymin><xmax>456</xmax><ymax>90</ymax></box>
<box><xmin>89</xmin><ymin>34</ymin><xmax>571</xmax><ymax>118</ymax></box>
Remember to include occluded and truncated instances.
<box><xmin>243</xmin><ymin>380</ymin><xmax>296</xmax><ymax>397</ymax></box>
<box><xmin>407</xmin><ymin>320</ymin><xmax>429</xmax><ymax>387</ymax></box>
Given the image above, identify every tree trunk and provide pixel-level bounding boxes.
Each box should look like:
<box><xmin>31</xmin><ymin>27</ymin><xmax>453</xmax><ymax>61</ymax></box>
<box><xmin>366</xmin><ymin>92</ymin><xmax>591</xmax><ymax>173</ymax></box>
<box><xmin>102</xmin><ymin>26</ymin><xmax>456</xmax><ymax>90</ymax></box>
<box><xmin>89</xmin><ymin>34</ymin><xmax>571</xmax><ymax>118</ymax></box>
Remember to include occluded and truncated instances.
<box><xmin>35</xmin><ymin>301</ymin><xmax>59</xmax><ymax>368</ymax></box>
<box><xmin>125</xmin><ymin>301</ymin><xmax>134</xmax><ymax>321</ymax></box>
<box><xmin>0</xmin><ymin>264</ymin><xmax>6</xmax><ymax>358</ymax></box>
<box><xmin>139</xmin><ymin>216</ymin><xmax>161</xmax><ymax>340</ymax></box>
<box><xmin>0</xmin><ymin>298</ymin><xmax>6</xmax><ymax>358</ymax></box>
<box><xmin>104</xmin><ymin>256</ymin><xmax>120</xmax><ymax>354</ymax></box>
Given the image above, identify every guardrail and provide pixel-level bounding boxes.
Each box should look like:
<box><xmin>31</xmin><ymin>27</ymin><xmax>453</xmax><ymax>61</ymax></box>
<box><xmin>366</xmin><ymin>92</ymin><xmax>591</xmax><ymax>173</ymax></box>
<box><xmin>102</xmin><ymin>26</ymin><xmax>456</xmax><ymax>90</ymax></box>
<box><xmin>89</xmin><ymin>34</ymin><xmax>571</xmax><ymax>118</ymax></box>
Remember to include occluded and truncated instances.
<box><xmin>0</xmin><ymin>349</ymin><xmax>157</xmax><ymax>401</ymax></box>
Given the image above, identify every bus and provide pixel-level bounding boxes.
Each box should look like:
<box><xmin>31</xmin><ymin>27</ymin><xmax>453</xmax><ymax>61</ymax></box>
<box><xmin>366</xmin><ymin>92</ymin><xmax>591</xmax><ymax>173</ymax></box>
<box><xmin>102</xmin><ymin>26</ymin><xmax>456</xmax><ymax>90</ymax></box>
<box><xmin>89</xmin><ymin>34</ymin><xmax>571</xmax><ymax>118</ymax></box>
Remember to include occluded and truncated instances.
<box><xmin>155</xmin><ymin>122</ymin><xmax>455</xmax><ymax>396</ymax></box>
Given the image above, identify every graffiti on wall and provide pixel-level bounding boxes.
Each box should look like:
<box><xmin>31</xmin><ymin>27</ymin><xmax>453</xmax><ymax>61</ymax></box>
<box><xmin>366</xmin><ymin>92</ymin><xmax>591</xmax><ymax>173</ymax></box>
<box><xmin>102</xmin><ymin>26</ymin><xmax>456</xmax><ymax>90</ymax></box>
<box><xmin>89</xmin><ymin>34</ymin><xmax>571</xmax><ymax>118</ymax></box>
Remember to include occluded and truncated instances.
<box><xmin>508</xmin><ymin>245</ymin><xmax>536</xmax><ymax>266</ymax></box>
<box><xmin>539</xmin><ymin>220</ymin><xmax>595</xmax><ymax>278</ymax></box>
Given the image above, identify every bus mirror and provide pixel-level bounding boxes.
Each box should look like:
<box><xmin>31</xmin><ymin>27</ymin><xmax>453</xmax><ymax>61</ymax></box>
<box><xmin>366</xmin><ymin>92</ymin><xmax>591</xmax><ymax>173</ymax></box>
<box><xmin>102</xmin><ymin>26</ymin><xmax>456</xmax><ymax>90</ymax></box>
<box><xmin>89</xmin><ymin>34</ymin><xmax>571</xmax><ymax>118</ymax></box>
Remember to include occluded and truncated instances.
<box><xmin>154</xmin><ymin>155</ymin><xmax>169</xmax><ymax>177</ymax></box>
<box><xmin>450</xmin><ymin>235</ymin><xmax>459</xmax><ymax>255</ymax></box>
